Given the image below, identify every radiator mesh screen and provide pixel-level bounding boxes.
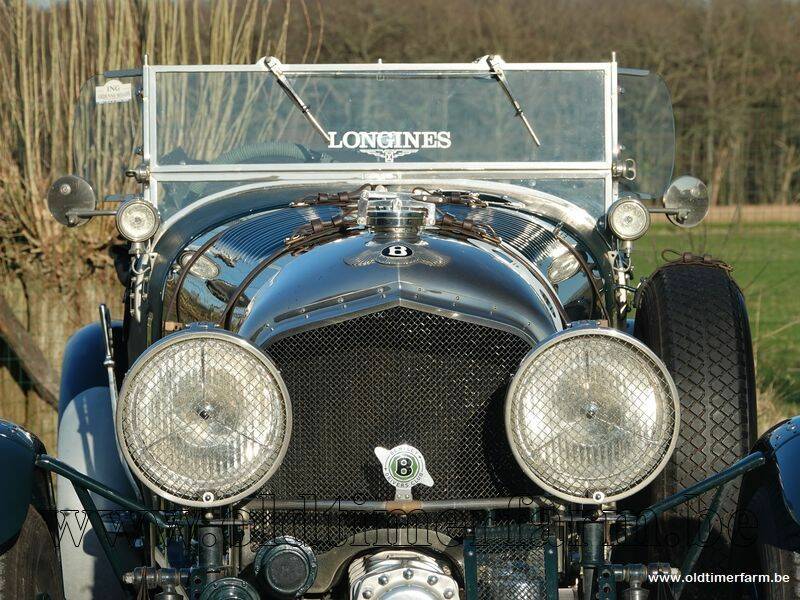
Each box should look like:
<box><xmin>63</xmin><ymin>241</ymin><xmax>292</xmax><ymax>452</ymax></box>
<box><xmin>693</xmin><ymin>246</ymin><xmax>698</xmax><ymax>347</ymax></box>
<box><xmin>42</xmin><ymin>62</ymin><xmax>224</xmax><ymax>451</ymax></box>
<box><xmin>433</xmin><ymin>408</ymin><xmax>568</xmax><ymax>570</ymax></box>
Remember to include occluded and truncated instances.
<box><xmin>259</xmin><ymin>307</ymin><xmax>535</xmax><ymax>501</ymax></box>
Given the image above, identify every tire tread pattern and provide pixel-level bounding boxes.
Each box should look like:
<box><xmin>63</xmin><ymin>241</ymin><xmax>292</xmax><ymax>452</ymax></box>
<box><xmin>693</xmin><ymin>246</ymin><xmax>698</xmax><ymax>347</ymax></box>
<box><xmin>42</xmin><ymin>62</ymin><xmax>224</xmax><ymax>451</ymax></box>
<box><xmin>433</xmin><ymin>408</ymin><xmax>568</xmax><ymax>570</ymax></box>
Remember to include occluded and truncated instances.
<box><xmin>0</xmin><ymin>505</ymin><xmax>64</xmax><ymax>600</ymax></box>
<box><xmin>634</xmin><ymin>263</ymin><xmax>756</xmax><ymax>599</ymax></box>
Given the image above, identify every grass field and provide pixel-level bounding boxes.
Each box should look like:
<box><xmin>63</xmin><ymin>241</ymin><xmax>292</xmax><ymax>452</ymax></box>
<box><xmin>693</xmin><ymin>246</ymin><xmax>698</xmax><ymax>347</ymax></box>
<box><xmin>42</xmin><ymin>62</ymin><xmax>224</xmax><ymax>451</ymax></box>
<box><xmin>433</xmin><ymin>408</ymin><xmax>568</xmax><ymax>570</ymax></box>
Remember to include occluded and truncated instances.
<box><xmin>634</xmin><ymin>220</ymin><xmax>800</xmax><ymax>432</ymax></box>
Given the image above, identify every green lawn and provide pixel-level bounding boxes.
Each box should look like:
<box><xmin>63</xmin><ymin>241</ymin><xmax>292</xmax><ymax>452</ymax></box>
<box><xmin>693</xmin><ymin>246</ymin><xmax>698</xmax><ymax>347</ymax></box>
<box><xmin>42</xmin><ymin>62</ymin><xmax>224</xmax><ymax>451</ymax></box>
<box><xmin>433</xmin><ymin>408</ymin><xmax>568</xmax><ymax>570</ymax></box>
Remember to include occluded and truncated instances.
<box><xmin>633</xmin><ymin>222</ymin><xmax>800</xmax><ymax>430</ymax></box>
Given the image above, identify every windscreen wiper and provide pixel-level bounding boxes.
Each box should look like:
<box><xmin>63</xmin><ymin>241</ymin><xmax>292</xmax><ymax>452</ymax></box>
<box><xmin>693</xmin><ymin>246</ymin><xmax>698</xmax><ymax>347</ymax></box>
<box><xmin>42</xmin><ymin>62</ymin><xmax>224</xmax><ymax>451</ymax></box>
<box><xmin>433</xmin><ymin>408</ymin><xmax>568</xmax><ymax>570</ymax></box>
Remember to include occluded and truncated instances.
<box><xmin>263</xmin><ymin>56</ymin><xmax>331</xmax><ymax>144</ymax></box>
<box><xmin>480</xmin><ymin>55</ymin><xmax>541</xmax><ymax>147</ymax></box>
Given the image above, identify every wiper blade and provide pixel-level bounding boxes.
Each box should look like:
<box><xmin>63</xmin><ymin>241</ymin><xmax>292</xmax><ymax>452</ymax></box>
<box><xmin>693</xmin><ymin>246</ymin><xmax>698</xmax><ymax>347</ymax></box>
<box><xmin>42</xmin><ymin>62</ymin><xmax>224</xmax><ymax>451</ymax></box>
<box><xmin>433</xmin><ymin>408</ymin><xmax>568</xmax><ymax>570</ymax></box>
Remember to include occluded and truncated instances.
<box><xmin>481</xmin><ymin>55</ymin><xmax>541</xmax><ymax>147</ymax></box>
<box><xmin>263</xmin><ymin>56</ymin><xmax>331</xmax><ymax>144</ymax></box>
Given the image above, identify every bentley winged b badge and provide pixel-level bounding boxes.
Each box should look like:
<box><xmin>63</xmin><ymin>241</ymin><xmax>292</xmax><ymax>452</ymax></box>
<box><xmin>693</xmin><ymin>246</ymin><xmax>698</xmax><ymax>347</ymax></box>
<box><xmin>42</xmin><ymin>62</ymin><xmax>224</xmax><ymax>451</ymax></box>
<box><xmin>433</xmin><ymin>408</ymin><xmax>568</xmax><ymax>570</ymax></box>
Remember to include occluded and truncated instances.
<box><xmin>374</xmin><ymin>444</ymin><xmax>434</xmax><ymax>501</ymax></box>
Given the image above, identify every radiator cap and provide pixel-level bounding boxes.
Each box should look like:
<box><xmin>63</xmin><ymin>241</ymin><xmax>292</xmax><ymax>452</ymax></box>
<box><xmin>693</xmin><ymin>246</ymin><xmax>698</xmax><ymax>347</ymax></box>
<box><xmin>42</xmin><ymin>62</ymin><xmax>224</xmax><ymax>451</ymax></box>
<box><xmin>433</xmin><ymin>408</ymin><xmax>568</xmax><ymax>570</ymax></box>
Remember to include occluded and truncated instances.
<box><xmin>358</xmin><ymin>191</ymin><xmax>435</xmax><ymax>235</ymax></box>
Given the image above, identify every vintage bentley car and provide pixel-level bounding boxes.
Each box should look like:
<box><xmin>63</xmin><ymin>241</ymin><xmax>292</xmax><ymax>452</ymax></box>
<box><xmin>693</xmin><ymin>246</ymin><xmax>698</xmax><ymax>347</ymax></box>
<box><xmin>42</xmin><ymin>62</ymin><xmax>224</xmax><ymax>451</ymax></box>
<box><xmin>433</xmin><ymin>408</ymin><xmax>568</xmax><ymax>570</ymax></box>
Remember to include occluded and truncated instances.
<box><xmin>1</xmin><ymin>56</ymin><xmax>799</xmax><ymax>600</ymax></box>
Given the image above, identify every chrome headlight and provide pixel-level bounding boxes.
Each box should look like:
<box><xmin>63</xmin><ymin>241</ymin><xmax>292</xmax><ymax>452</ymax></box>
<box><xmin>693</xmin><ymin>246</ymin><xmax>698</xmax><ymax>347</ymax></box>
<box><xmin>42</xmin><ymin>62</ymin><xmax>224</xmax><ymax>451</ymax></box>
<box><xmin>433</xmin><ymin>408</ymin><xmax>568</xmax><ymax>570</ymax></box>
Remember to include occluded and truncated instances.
<box><xmin>607</xmin><ymin>198</ymin><xmax>650</xmax><ymax>240</ymax></box>
<box><xmin>116</xmin><ymin>198</ymin><xmax>160</xmax><ymax>242</ymax></box>
<box><xmin>506</xmin><ymin>326</ymin><xmax>679</xmax><ymax>504</ymax></box>
<box><xmin>117</xmin><ymin>328</ymin><xmax>291</xmax><ymax>507</ymax></box>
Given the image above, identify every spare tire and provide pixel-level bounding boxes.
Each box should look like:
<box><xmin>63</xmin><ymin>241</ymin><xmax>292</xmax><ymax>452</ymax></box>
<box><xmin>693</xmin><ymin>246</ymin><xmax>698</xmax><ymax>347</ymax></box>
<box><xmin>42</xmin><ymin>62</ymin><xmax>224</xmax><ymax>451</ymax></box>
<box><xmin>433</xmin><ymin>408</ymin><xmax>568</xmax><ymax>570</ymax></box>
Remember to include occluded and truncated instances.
<box><xmin>633</xmin><ymin>258</ymin><xmax>757</xmax><ymax>599</ymax></box>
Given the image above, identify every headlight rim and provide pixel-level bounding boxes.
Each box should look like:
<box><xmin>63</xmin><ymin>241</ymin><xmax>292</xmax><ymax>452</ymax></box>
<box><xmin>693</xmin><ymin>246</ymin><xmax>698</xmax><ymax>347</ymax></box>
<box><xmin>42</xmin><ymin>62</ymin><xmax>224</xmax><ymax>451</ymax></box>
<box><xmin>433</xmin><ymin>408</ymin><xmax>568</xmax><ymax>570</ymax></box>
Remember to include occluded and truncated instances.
<box><xmin>116</xmin><ymin>327</ymin><xmax>292</xmax><ymax>508</ymax></box>
<box><xmin>504</xmin><ymin>324</ymin><xmax>680</xmax><ymax>505</ymax></box>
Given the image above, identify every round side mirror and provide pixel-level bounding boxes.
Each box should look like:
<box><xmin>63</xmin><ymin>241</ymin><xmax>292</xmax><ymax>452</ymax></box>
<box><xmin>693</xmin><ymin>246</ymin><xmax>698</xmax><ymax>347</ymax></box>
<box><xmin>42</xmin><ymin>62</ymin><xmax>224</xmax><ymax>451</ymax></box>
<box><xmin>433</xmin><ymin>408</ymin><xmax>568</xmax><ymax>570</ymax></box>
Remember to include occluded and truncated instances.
<box><xmin>47</xmin><ymin>175</ymin><xmax>97</xmax><ymax>227</ymax></box>
<box><xmin>662</xmin><ymin>176</ymin><xmax>709</xmax><ymax>228</ymax></box>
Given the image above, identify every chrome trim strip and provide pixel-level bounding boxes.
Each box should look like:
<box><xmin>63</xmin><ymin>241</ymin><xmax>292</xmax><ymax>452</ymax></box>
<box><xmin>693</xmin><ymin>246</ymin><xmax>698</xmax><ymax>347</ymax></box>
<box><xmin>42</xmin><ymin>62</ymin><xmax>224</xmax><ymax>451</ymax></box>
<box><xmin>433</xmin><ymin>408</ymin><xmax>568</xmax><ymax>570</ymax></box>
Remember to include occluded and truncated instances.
<box><xmin>150</xmin><ymin>62</ymin><xmax>612</xmax><ymax>73</ymax></box>
<box><xmin>149</xmin><ymin>161</ymin><xmax>611</xmax><ymax>174</ymax></box>
<box><xmin>151</xmin><ymin>169</ymin><xmax>609</xmax><ymax>183</ymax></box>
<box><xmin>609</xmin><ymin>56</ymin><xmax>619</xmax><ymax>210</ymax></box>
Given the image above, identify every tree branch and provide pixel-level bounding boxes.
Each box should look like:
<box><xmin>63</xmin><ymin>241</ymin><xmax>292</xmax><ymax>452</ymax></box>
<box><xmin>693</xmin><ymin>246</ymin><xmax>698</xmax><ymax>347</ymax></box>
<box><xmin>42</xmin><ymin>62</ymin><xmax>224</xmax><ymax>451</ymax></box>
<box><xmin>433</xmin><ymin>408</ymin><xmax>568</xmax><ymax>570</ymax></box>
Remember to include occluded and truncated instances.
<box><xmin>0</xmin><ymin>294</ymin><xmax>59</xmax><ymax>409</ymax></box>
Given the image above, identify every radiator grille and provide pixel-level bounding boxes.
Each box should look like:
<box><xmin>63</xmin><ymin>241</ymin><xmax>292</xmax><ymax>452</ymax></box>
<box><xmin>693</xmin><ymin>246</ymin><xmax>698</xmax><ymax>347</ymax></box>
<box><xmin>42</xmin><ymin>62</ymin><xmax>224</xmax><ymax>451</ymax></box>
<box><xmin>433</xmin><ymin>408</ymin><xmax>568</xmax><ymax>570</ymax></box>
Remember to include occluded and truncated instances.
<box><xmin>259</xmin><ymin>307</ymin><xmax>535</xmax><ymax>501</ymax></box>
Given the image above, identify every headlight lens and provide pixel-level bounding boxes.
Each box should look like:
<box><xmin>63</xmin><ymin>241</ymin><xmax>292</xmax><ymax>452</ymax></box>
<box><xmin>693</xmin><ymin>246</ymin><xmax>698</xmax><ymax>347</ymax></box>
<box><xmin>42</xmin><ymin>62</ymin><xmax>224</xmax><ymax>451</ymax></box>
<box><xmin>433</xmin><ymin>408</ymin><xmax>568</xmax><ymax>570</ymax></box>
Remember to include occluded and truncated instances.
<box><xmin>117</xmin><ymin>329</ymin><xmax>291</xmax><ymax>507</ymax></box>
<box><xmin>607</xmin><ymin>198</ymin><xmax>650</xmax><ymax>240</ymax></box>
<box><xmin>506</xmin><ymin>326</ymin><xmax>679</xmax><ymax>504</ymax></box>
<box><xmin>116</xmin><ymin>199</ymin><xmax>160</xmax><ymax>242</ymax></box>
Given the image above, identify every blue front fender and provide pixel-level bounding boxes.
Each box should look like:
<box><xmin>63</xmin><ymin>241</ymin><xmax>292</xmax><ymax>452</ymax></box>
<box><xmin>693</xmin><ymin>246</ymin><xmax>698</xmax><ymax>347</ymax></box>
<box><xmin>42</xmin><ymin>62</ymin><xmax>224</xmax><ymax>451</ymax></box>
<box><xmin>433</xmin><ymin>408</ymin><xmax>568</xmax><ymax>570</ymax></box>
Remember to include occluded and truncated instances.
<box><xmin>0</xmin><ymin>419</ymin><xmax>45</xmax><ymax>547</ymax></box>
<box><xmin>740</xmin><ymin>416</ymin><xmax>800</xmax><ymax>550</ymax></box>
